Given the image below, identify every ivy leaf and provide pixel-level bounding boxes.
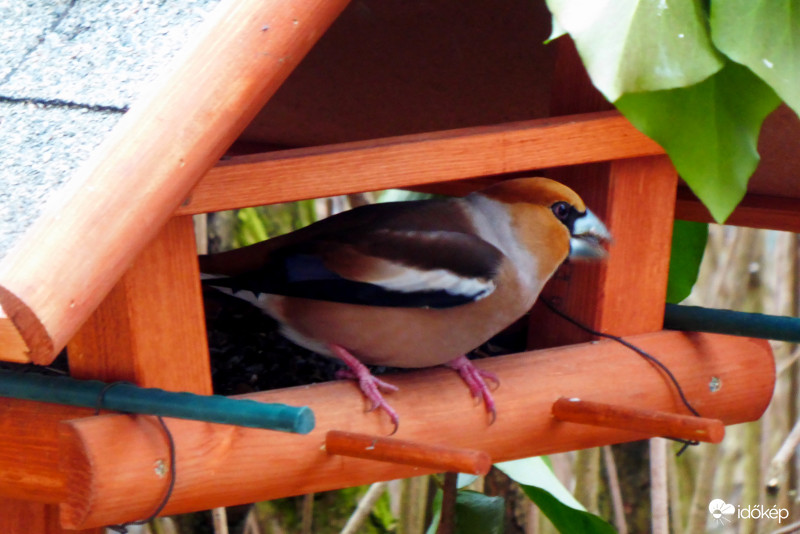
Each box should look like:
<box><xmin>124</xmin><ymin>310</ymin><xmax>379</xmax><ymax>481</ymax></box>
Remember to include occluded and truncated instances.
<box><xmin>546</xmin><ymin>15</ymin><xmax>568</xmax><ymax>44</ymax></box>
<box><xmin>425</xmin><ymin>489</ymin><xmax>505</xmax><ymax>534</ymax></box>
<box><xmin>666</xmin><ymin>220</ymin><xmax>708</xmax><ymax>304</ymax></box>
<box><xmin>710</xmin><ymin>0</ymin><xmax>800</xmax><ymax>117</ymax></box>
<box><xmin>497</xmin><ymin>457</ymin><xmax>616</xmax><ymax>534</ymax></box>
<box><xmin>521</xmin><ymin>485</ymin><xmax>618</xmax><ymax>534</ymax></box>
<box><xmin>546</xmin><ymin>0</ymin><xmax>723</xmax><ymax>101</ymax></box>
<box><xmin>454</xmin><ymin>491</ymin><xmax>505</xmax><ymax>534</ymax></box>
<box><xmin>615</xmin><ymin>60</ymin><xmax>781</xmax><ymax>222</ymax></box>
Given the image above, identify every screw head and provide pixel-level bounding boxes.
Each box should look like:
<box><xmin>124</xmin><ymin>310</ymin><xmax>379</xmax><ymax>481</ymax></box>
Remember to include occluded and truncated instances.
<box><xmin>154</xmin><ymin>459</ymin><xmax>168</xmax><ymax>478</ymax></box>
<box><xmin>709</xmin><ymin>376</ymin><xmax>721</xmax><ymax>393</ymax></box>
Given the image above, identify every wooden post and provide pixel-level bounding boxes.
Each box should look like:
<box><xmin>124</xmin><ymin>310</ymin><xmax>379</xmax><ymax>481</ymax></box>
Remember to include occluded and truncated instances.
<box><xmin>55</xmin><ymin>216</ymin><xmax>212</xmax><ymax>532</ymax></box>
<box><xmin>57</xmin><ymin>332</ymin><xmax>772</xmax><ymax>529</ymax></box>
<box><xmin>0</xmin><ymin>0</ymin><xmax>351</xmax><ymax>364</ymax></box>
<box><xmin>67</xmin><ymin>216</ymin><xmax>211</xmax><ymax>393</ymax></box>
<box><xmin>529</xmin><ymin>39</ymin><xmax>678</xmax><ymax>347</ymax></box>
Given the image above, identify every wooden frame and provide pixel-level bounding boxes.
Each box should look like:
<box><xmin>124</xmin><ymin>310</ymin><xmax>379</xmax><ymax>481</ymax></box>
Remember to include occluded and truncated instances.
<box><xmin>0</xmin><ymin>2</ymin><xmax>786</xmax><ymax>532</ymax></box>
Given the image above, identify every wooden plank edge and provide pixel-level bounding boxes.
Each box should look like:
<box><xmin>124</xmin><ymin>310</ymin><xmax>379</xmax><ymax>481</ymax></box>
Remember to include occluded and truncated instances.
<box><xmin>676</xmin><ymin>187</ymin><xmax>800</xmax><ymax>232</ymax></box>
<box><xmin>0</xmin><ymin>287</ymin><xmax>47</xmax><ymax>363</ymax></box>
<box><xmin>177</xmin><ymin>111</ymin><xmax>665</xmax><ymax>214</ymax></box>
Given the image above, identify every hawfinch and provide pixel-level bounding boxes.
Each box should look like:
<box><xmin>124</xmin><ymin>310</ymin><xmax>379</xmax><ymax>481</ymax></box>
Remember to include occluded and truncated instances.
<box><xmin>200</xmin><ymin>177</ymin><xmax>610</xmax><ymax>429</ymax></box>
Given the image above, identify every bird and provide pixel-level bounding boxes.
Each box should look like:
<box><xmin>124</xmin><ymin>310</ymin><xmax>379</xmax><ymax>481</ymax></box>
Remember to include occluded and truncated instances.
<box><xmin>199</xmin><ymin>177</ymin><xmax>610</xmax><ymax>431</ymax></box>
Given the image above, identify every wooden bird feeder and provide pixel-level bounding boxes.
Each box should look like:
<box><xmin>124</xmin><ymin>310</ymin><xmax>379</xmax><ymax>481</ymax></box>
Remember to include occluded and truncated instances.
<box><xmin>0</xmin><ymin>0</ymin><xmax>792</xmax><ymax>531</ymax></box>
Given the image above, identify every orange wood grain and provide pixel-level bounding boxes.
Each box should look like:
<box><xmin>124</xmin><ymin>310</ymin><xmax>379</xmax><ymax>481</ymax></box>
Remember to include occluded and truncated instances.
<box><xmin>325</xmin><ymin>431</ymin><xmax>492</xmax><ymax>475</ymax></box>
<box><xmin>58</xmin><ymin>331</ymin><xmax>772</xmax><ymax>529</ymax></box>
<box><xmin>0</xmin><ymin>399</ymin><xmax>93</xmax><ymax>503</ymax></box>
<box><xmin>177</xmin><ymin>111</ymin><xmax>664</xmax><ymax>214</ymax></box>
<box><xmin>68</xmin><ymin>217</ymin><xmax>212</xmax><ymax>394</ymax></box>
<box><xmin>529</xmin><ymin>155</ymin><xmax>678</xmax><ymax>347</ymax></box>
<box><xmin>0</xmin><ymin>499</ymin><xmax>101</xmax><ymax>534</ymax></box>
<box><xmin>552</xmin><ymin>397</ymin><xmax>725</xmax><ymax>443</ymax></box>
<box><xmin>0</xmin><ymin>0</ymin><xmax>351</xmax><ymax>365</ymax></box>
<box><xmin>676</xmin><ymin>188</ymin><xmax>800</xmax><ymax>232</ymax></box>
<box><xmin>0</xmin><ymin>308</ymin><xmax>28</xmax><ymax>363</ymax></box>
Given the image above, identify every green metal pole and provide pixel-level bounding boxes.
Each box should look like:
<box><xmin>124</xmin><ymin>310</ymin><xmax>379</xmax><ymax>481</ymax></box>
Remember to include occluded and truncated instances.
<box><xmin>0</xmin><ymin>369</ymin><xmax>314</xmax><ymax>434</ymax></box>
<box><xmin>664</xmin><ymin>304</ymin><xmax>800</xmax><ymax>343</ymax></box>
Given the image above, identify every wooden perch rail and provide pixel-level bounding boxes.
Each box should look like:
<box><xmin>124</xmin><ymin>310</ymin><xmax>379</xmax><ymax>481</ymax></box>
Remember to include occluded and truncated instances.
<box><xmin>51</xmin><ymin>331</ymin><xmax>772</xmax><ymax>529</ymax></box>
<box><xmin>0</xmin><ymin>0</ymin><xmax>351</xmax><ymax>365</ymax></box>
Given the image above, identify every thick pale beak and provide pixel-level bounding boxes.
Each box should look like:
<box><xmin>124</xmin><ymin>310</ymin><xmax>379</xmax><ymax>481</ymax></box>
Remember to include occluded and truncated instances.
<box><xmin>569</xmin><ymin>209</ymin><xmax>611</xmax><ymax>260</ymax></box>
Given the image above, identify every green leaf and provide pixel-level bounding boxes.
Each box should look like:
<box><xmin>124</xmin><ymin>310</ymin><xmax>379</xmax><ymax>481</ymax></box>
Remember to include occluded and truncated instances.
<box><xmin>520</xmin><ymin>485</ymin><xmax>617</xmax><ymax>534</ymax></box>
<box><xmin>371</xmin><ymin>490</ymin><xmax>397</xmax><ymax>531</ymax></box>
<box><xmin>497</xmin><ymin>458</ymin><xmax>616</xmax><ymax>534</ymax></box>
<box><xmin>455</xmin><ymin>491</ymin><xmax>505</xmax><ymax>534</ymax></box>
<box><xmin>426</xmin><ymin>490</ymin><xmax>443</xmax><ymax>534</ymax></box>
<box><xmin>545</xmin><ymin>0</ymin><xmax>723</xmax><ymax>101</ymax></box>
<box><xmin>426</xmin><ymin>489</ymin><xmax>505</xmax><ymax>534</ymax></box>
<box><xmin>235</xmin><ymin>207</ymin><xmax>269</xmax><ymax>247</ymax></box>
<box><xmin>615</xmin><ymin>60</ymin><xmax>781</xmax><ymax>222</ymax></box>
<box><xmin>496</xmin><ymin>458</ymin><xmax>584</xmax><ymax>511</ymax></box>
<box><xmin>710</xmin><ymin>0</ymin><xmax>800</xmax><ymax>117</ymax></box>
<box><xmin>546</xmin><ymin>14</ymin><xmax>568</xmax><ymax>43</ymax></box>
<box><xmin>666</xmin><ymin>220</ymin><xmax>708</xmax><ymax>303</ymax></box>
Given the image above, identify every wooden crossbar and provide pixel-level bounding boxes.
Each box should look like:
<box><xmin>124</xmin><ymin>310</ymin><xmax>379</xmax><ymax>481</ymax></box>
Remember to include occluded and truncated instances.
<box><xmin>177</xmin><ymin>111</ymin><xmax>664</xmax><ymax>214</ymax></box>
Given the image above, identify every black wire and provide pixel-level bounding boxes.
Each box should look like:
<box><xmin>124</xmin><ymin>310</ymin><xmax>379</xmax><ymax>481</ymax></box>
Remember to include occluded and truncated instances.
<box><xmin>542</xmin><ymin>299</ymin><xmax>700</xmax><ymax>455</ymax></box>
<box><xmin>96</xmin><ymin>383</ymin><xmax>178</xmax><ymax>532</ymax></box>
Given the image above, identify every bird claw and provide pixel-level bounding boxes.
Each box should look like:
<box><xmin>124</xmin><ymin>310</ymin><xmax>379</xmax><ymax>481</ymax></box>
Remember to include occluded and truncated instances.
<box><xmin>331</xmin><ymin>345</ymin><xmax>400</xmax><ymax>433</ymax></box>
<box><xmin>445</xmin><ymin>355</ymin><xmax>499</xmax><ymax>424</ymax></box>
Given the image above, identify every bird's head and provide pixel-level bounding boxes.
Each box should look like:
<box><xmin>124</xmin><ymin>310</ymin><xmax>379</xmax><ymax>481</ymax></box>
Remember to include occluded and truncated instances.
<box><xmin>477</xmin><ymin>177</ymin><xmax>611</xmax><ymax>262</ymax></box>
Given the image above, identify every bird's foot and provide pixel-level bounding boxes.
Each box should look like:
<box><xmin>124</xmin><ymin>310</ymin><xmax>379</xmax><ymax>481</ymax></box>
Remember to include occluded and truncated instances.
<box><xmin>445</xmin><ymin>355</ymin><xmax>499</xmax><ymax>424</ymax></box>
<box><xmin>330</xmin><ymin>344</ymin><xmax>400</xmax><ymax>433</ymax></box>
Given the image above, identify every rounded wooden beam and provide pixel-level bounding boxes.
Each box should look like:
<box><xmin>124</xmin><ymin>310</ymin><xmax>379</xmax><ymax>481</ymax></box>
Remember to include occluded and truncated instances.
<box><xmin>58</xmin><ymin>331</ymin><xmax>773</xmax><ymax>529</ymax></box>
<box><xmin>0</xmin><ymin>0</ymin><xmax>351</xmax><ymax>364</ymax></box>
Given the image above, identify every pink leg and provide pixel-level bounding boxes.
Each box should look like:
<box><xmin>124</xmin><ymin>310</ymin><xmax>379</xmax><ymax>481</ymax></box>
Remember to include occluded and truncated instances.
<box><xmin>445</xmin><ymin>355</ymin><xmax>499</xmax><ymax>423</ymax></box>
<box><xmin>330</xmin><ymin>344</ymin><xmax>400</xmax><ymax>433</ymax></box>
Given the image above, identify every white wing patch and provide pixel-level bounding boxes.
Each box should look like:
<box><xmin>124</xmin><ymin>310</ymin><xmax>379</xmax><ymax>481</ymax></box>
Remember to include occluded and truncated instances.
<box><xmin>375</xmin><ymin>266</ymin><xmax>496</xmax><ymax>301</ymax></box>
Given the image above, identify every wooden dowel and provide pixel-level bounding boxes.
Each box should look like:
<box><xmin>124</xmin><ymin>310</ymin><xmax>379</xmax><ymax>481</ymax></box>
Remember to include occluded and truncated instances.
<box><xmin>54</xmin><ymin>331</ymin><xmax>772</xmax><ymax>529</ymax></box>
<box><xmin>0</xmin><ymin>0</ymin><xmax>351</xmax><ymax>364</ymax></box>
<box><xmin>325</xmin><ymin>431</ymin><xmax>491</xmax><ymax>475</ymax></box>
<box><xmin>552</xmin><ymin>398</ymin><xmax>725</xmax><ymax>443</ymax></box>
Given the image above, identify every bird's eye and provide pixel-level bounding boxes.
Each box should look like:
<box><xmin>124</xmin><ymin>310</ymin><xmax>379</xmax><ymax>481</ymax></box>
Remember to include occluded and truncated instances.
<box><xmin>551</xmin><ymin>201</ymin><xmax>571</xmax><ymax>221</ymax></box>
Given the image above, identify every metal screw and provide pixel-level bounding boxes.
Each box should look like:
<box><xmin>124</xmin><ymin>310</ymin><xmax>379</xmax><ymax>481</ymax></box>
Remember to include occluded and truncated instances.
<box><xmin>154</xmin><ymin>459</ymin><xmax>168</xmax><ymax>478</ymax></box>
<box><xmin>709</xmin><ymin>376</ymin><xmax>721</xmax><ymax>393</ymax></box>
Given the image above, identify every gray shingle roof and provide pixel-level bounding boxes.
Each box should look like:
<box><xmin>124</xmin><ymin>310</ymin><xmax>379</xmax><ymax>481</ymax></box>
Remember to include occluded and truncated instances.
<box><xmin>0</xmin><ymin>0</ymin><xmax>220</xmax><ymax>260</ymax></box>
